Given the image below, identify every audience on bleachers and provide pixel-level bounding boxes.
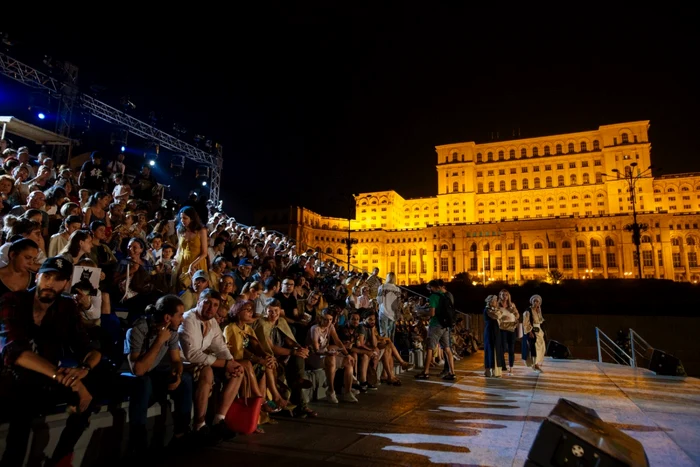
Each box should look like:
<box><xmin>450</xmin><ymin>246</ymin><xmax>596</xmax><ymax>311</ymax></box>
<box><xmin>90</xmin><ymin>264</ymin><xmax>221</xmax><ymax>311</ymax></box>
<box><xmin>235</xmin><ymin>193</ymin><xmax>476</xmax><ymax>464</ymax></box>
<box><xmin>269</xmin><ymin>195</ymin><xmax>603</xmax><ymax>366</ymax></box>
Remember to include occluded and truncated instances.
<box><xmin>0</xmin><ymin>144</ymin><xmax>477</xmax><ymax>465</ymax></box>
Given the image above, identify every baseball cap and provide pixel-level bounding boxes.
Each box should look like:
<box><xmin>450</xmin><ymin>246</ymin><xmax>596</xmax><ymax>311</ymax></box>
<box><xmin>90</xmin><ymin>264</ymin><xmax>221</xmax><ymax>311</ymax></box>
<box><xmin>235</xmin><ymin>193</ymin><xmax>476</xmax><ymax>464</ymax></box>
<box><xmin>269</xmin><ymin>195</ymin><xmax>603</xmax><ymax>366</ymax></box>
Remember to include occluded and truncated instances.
<box><xmin>38</xmin><ymin>256</ymin><xmax>73</xmax><ymax>281</ymax></box>
<box><xmin>192</xmin><ymin>270</ymin><xmax>209</xmax><ymax>282</ymax></box>
<box><xmin>238</xmin><ymin>258</ymin><xmax>253</xmax><ymax>267</ymax></box>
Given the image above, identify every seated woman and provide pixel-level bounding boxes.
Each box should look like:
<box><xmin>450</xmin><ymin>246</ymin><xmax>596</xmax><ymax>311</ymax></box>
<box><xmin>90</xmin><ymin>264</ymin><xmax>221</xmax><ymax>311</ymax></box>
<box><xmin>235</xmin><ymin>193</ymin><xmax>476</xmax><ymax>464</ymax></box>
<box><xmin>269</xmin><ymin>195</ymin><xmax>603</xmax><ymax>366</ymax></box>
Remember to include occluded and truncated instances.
<box><xmin>112</xmin><ymin>237</ymin><xmax>155</xmax><ymax>323</ymax></box>
<box><xmin>223</xmin><ymin>300</ymin><xmax>276</xmax><ymax>433</ymax></box>
<box><xmin>254</xmin><ymin>298</ymin><xmax>316</xmax><ymax>418</ymax></box>
<box><xmin>306</xmin><ymin>308</ymin><xmax>357</xmax><ymax>404</ymax></box>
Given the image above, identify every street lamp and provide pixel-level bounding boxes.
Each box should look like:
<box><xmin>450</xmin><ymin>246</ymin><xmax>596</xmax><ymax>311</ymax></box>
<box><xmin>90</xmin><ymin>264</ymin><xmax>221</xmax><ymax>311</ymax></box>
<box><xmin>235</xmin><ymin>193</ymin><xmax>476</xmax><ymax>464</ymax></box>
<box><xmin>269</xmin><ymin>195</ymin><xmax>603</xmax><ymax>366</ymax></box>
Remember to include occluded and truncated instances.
<box><xmin>605</xmin><ymin>163</ymin><xmax>653</xmax><ymax>280</ymax></box>
<box><xmin>343</xmin><ymin>195</ymin><xmax>359</xmax><ymax>272</ymax></box>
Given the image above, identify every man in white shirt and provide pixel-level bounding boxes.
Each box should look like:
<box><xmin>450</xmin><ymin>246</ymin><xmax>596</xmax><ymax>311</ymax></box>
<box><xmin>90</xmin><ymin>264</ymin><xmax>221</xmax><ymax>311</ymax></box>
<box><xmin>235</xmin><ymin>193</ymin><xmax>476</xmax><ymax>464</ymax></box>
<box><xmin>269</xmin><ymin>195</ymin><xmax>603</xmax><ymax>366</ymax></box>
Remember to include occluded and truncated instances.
<box><xmin>178</xmin><ymin>288</ymin><xmax>244</xmax><ymax>439</ymax></box>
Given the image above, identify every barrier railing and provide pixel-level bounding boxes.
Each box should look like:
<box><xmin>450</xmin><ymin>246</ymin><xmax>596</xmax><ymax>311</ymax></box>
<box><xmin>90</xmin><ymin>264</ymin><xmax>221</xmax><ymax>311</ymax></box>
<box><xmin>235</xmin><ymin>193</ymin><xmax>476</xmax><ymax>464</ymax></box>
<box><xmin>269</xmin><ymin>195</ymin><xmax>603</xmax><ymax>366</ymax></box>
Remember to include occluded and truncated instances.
<box><xmin>595</xmin><ymin>327</ymin><xmax>633</xmax><ymax>366</ymax></box>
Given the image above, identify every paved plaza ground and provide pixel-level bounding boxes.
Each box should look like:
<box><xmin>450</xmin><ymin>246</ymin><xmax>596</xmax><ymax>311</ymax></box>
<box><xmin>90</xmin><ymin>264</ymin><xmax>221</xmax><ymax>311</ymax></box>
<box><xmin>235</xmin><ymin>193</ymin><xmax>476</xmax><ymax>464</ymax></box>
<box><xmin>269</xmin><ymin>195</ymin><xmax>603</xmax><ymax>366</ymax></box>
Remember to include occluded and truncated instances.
<box><xmin>168</xmin><ymin>353</ymin><xmax>700</xmax><ymax>466</ymax></box>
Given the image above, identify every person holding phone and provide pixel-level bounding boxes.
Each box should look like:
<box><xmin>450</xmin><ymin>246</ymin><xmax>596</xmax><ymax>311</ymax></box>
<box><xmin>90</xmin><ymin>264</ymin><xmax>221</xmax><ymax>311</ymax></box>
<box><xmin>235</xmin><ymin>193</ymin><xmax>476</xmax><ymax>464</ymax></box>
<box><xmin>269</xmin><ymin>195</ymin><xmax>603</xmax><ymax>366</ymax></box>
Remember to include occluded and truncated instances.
<box><xmin>125</xmin><ymin>295</ymin><xmax>192</xmax><ymax>453</ymax></box>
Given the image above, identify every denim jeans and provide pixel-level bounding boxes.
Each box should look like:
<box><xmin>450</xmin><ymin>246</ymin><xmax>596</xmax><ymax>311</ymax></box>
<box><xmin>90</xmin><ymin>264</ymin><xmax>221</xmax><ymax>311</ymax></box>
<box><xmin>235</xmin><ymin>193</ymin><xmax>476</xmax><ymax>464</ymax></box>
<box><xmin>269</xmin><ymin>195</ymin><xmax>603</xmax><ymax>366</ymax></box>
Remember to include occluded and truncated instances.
<box><xmin>128</xmin><ymin>368</ymin><xmax>193</xmax><ymax>435</ymax></box>
<box><xmin>378</xmin><ymin>314</ymin><xmax>396</xmax><ymax>342</ymax></box>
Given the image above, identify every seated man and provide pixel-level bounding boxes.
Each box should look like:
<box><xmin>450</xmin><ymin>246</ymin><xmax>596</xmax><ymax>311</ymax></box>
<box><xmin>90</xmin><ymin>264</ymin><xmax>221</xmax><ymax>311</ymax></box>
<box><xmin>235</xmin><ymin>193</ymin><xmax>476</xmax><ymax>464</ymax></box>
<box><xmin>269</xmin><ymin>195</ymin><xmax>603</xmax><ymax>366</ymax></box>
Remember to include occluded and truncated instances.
<box><xmin>0</xmin><ymin>257</ymin><xmax>101</xmax><ymax>466</ymax></box>
<box><xmin>178</xmin><ymin>288</ymin><xmax>244</xmax><ymax>439</ymax></box>
<box><xmin>339</xmin><ymin>309</ymin><xmax>378</xmax><ymax>392</ymax></box>
<box><xmin>358</xmin><ymin>312</ymin><xmax>412</xmax><ymax>387</ymax></box>
<box><xmin>180</xmin><ymin>269</ymin><xmax>209</xmax><ymax>311</ymax></box>
<box><xmin>253</xmin><ymin>298</ymin><xmax>315</xmax><ymax>418</ymax></box>
<box><xmin>125</xmin><ymin>294</ymin><xmax>193</xmax><ymax>452</ymax></box>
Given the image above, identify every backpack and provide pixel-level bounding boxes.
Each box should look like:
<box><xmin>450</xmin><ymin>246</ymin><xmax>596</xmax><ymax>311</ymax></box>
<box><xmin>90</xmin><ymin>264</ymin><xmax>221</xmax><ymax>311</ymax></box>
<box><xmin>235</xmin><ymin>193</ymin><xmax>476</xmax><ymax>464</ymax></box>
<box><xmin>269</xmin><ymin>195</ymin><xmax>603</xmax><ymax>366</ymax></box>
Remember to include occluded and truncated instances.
<box><xmin>435</xmin><ymin>293</ymin><xmax>456</xmax><ymax>328</ymax></box>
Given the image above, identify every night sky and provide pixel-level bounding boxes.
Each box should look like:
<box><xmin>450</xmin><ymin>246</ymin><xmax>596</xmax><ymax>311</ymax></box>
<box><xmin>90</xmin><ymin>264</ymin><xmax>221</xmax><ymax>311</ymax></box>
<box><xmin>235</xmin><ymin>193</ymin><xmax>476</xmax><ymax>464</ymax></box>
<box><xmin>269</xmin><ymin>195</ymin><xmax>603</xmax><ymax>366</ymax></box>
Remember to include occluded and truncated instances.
<box><xmin>3</xmin><ymin>8</ymin><xmax>698</xmax><ymax>223</ymax></box>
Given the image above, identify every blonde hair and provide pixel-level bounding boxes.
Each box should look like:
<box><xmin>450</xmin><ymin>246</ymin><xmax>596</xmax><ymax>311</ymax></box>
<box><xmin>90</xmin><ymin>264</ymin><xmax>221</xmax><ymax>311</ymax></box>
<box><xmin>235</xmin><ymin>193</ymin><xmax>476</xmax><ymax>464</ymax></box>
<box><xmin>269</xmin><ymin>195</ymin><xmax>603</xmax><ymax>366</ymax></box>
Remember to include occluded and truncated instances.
<box><xmin>386</xmin><ymin>272</ymin><xmax>396</xmax><ymax>285</ymax></box>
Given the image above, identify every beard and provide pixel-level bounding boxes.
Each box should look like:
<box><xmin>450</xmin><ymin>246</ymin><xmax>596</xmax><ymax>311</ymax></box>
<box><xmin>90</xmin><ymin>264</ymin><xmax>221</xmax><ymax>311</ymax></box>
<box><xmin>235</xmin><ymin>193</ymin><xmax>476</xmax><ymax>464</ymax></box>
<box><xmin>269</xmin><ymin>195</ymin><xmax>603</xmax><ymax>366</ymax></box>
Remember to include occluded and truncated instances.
<box><xmin>37</xmin><ymin>288</ymin><xmax>58</xmax><ymax>303</ymax></box>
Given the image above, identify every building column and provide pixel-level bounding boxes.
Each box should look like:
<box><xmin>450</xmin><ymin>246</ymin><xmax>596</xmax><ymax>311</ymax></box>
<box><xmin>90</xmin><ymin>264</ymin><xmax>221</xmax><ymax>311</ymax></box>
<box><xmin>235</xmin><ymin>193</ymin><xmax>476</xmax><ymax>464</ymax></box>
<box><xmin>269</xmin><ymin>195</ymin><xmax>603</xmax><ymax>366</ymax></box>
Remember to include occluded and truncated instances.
<box><xmin>602</xmin><ymin>246</ymin><xmax>609</xmax><ymax>279</ymax></box>
<box><xmin>652</xmin><ymin>246</ymin><xmax>660</xmax><ymax>279</ymax></box>
<box><xmin>515</xmin><ymin>234</ymin><xmax>522</xmax><ymax>282</ymax></box>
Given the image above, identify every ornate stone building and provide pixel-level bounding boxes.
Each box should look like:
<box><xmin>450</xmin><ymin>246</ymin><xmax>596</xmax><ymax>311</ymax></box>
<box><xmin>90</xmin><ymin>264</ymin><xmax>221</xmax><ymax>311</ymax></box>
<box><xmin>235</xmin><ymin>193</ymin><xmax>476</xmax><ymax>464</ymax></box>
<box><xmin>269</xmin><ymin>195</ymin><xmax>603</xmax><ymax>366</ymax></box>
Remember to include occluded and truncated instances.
<box><xmin>256</xmin><ymin>121</ymin><xmax>700</xmax><ymax>284</ymax></box>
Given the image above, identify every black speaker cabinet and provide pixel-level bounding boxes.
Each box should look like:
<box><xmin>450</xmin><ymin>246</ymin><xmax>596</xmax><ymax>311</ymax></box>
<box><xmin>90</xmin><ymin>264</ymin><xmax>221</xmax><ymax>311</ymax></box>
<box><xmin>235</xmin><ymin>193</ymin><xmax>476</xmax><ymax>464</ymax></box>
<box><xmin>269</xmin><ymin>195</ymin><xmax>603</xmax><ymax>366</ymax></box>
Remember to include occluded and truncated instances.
<box><xmin>545</xmin><ymin>340</ymin><xmax>571</xmax><ymax>359</ymax></box>
<box><xmin>527</xmin><ymin>399</ymin><xmax>649</xmax><ymax>467</ymax></box>
<box><xmin>649</xmin><ymin>349</ymin><xmax>686</xmax><ymax>376</ymax></box>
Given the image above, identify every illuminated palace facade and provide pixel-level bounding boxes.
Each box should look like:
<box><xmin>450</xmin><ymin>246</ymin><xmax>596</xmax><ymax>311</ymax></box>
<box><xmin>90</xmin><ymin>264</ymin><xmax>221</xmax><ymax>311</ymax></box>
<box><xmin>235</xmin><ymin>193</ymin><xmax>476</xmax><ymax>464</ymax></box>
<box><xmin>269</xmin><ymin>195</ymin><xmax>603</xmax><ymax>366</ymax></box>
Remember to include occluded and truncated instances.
<box><xmin>260</xmin><ymin>121</ymin><xmax>700</xmax><ymax>284</ymax></box>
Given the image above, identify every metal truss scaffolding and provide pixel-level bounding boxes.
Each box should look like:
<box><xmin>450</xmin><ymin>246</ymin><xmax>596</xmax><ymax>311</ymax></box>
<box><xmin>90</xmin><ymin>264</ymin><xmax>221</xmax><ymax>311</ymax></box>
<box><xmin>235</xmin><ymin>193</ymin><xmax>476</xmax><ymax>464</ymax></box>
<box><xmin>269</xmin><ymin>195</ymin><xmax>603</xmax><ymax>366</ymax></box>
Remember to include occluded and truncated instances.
<box><xmin>0</xmin><ymin>52</ymin><xmax>223</xmax><ymax>202</ymax></box>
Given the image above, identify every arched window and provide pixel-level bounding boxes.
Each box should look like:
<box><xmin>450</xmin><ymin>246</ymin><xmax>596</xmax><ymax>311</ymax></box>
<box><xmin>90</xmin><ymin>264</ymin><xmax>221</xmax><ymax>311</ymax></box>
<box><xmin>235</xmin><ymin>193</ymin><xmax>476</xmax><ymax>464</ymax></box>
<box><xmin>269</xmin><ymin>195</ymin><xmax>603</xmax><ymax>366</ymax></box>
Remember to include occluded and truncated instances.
<box><xmin>483</xmin><ymin>243</ymin><xmax>490</xmax><ymax>251</ymax></box>
<box><xmin>591</xmin><ymin>239</ymin><xmax>600</xmax><ymax>247</ymax></box>
<box><xmin>534</xmin><ymin>242</ymin><xmax>543</xmax><ymax>249</ymax></box>
<box><xmin>477</xmin><ymin>182</ymin><xmax>484</xmax><ymax>193</ymax></box>
<box><xmin>511</xmin><ymin>179</ymin><xmax>517</xmax><ymax>190</ymax></box>
<box><xmin>452</xmin><ymin>181</ymin><xmax>459</xmax><ymax>192</ymax></box>
<box><xmin>476</xmin><ymin>153</ymin><xmax>483</xmax><ymax>163</ymax></box>
<box><xmin>548</xmin><ymin>240</ymin><xmax>556</xmax><ymax>248</ymax></box>
<box><xmin>337</xmin><ymin>248</ymin><xmax>343</xmax><ymax>255</ymax></box>
<box><xmin>641</xmin><ymin>236</ymin><xmax>651</xmax><ymax>244</ymax></box>
<box><xmin>672</xmin><ymin>238</ymin><xmax>680</xmax><ymax>246</ymax></box>
<box><xmin>595</xmin><ymin>173</ymin><xmax>603</xmax><ymax>183</ymax></box>
<box><xmin>555</xmin><ymin>144</ymin><xmax>562</xmax><ymax>154</ymax></box>
<box><xmin>562</xmin><ymin>240</ymin><xmax>571</xmax><ymax>248</ymax></box>
<box><xmin>498</xmin><ymin>150</ymin><xmax>504</xmax><ymax>160</ymax></box>
<box><xmin>507</xmin><ymin>243</ymin><xmax>515</xmax><ymax>250</ymax></box>
<box><xmin>582</xmin><ymin>173</ymin><xmax>590</xmax><ymax>184</ymax></box>
<box><xmin>440</xmin><ymin>245</ymin><xmax>448</xmax><ymax>251</ymax></box>
<box><xmin>520</xmin><ymin>148</ymin><xmax>527</xmax><ymax>158</ymax></box>
<box><xmin>576</xmin><ymin>239</ymin><xmax>585</xmax><ymax>248</ymax></box>
<box><xmin>558</xmin><ymin>175</ymin><xmax>565</xmax><ymax>186</ymax></box>
<box><xmin>621</xmin><ymin>133</ymin><xmax>629</xmax><ymax>144</ymax></box>
<box><xmin>470</xmin><ymin>243</ymin><xmax>477</xmax><ymax>252</ymax></box>
<box><xmin>352</xmin><ymin>249</ymin><xmax>358</xmax><ymax>255</ymax></box>
<box><xmin>488</xmin><ymin>181</ymin><xmax>494</xmax><ymax>192</ymax></box>
<box><xmin>509</xmin><ymin>149</ymin><xmax>515</xmax><ymax>159</ymax></box>
<box><xmin>325</xmin><ymin>247</ymin><xmax>332</xmax><ymax>254</ymax></box>
<box><xmin>533</xmin><ymin>147</ymin><xmax>539</xmax><ymax>157</ymax></box>
<box><xmin>372</xmin><ymin>248</ymin><xmax>379</xmax><ymax>254</ymax></box>
<box><xmin>362</xmin><ymin>248</ymin><xmax>368</xmax><ymax>255</ymax></box>
<box><xmin>568</xmin><ymin>142</ymin><xmax>575</xmax><ymax>153</ymax></box>
<box><xmin>521</xmin><ymin>243</ymin><xmax>530</xmax><ymax>250</ymax></box>
<box><xmin>522</xmin><ymin>179</ymin><xmax>529</xmax><ymax>189</ymax></box>
<box><xmin>605</xmin><ymin>237</ymin><xmax>615</xmax><ymax>247</ymax></box>
<box><xmin>688</xmin><ymin>237</ymin><xmax>696</xmax><ymax>246</ymax></box>
<box><xmin>499</xmin><ymin>180</ymin><xmax>506</xmax><ymax>191</ymax></box>
<box><xmin>534</xmin><ymin>177</ymin><xmax>541</xmax><ymax>188</ymax></box>
<box><xmin>390</xmin><ymin>250</ymin><xmax>395</xmax><ymax>256</ymax></box>
<box><xmin>581</xmin><ymin>141</ymin><xmax>588</xmax><ymax>152</ymax></box>
<box><xmin>452</xmin><ymin>152</ymin><xmax>459</xmax><ymax>161</ymax></box>
<box><xmin>593</xmin><ymin>140</ymin><xmax>600</xmax><ymax>150</ymax></box>
<box><xmin>546</xmin><ymin>176</ymin><xmax>553</xmax><ymax>187</ymax></box>
<box><xmin>495</xmin><ymin>243</ymin><xmax>502</xmax><ymax>251</ymax></box>
<box><xmin>544</xmin><ymin>145</ymin><xmax>551</xmax><ymax>155</ymax></box>
<box><xmin>487</xmin><ymin>152</ymin><xmax>493</xmax><ymax>162</ymax></box>
<box><xmin>570</xmin><ymin>174</ymin><xmax>577</xmax><ymax>184</ymax></box>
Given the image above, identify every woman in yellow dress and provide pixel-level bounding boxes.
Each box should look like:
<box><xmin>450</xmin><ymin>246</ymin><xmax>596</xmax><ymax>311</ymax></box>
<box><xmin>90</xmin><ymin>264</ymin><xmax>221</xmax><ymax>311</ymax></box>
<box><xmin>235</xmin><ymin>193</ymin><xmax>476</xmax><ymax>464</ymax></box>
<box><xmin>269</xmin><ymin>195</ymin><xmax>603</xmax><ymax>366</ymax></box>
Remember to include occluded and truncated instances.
<box><xmin>172</xmin><ymin>206</ymin><xmax>208</xmax><ymax>291</ymax></box>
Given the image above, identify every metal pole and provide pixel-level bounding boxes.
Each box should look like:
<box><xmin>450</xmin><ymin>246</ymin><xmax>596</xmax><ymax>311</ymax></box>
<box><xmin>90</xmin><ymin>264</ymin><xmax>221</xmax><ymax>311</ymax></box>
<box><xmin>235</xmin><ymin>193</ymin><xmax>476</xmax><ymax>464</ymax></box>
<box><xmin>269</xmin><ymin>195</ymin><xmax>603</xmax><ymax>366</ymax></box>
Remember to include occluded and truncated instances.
<box><xmin>596</xmin><ymin>327</ymin><xmax>602</xmax><ymax>363</ymax></box>
<box><xmin>630</xmin><ymin>176</ymin><xmax>642</xmax><ymax>279</ymax></box>
<box><xmin>629</xmin><ymin>328</ymin><xmax>636</xmax><ymax>368</ymax></box>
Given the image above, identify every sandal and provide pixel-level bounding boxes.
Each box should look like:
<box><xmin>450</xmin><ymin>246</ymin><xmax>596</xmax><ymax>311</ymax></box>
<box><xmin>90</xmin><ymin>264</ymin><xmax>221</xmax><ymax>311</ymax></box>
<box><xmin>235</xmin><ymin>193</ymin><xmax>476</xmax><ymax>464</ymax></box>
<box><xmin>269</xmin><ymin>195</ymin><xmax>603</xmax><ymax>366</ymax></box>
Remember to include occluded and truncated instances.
<box><xmin>390</xmin><ymin>379</ymin><xmax>402</xmax><ymax>386</ymax></box>
<box><xmin>254</xmin><ymin>426</ymin><xmax>265</xmax><ymax>434</ymax></box>
<box><xmin>414</xmin><ymin>373</ymin><xmax>430</xmax><ymax>380</ymax></box>
<box><xmin>302</xmin><ymin>407</ymin><xmax>319</xmax><ymax>418</ymax></box>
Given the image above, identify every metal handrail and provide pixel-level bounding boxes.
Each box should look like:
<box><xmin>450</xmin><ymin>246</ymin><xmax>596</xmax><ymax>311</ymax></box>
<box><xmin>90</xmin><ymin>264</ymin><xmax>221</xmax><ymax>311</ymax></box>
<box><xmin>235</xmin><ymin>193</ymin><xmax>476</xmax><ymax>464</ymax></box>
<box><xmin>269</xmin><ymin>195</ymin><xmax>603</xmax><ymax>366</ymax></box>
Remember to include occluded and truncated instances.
<box><xmin>596</xmin><ymin>327</ymin><xmax>633</xmax><ymax>367</ymax></box>
<box><xmin>629</xmin><ymin>328</ymin><xmax>652</xmax><ymax>368</ymax></box>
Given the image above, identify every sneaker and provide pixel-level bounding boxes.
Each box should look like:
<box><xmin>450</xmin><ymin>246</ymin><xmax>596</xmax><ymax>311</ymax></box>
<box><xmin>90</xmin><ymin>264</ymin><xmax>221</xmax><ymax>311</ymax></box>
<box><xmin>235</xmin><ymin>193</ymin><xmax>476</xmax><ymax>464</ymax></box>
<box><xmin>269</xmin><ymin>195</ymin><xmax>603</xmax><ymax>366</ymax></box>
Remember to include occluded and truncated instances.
<box><xmin>343</xmin><ymin>392</ymin><xmax>359</xmax><ymax>403</ymax></box>
<box><xmin>326</xmin><ymin>391</ymin><xmax>339</xmax><ymax>404</ymax></box>
<box><xmin>365</xmin><ymin>383</ymin><xmax>378</xmax><ymax>390</ymax></box>
<box><xmin>357</xmin><ymin>382</ymin><xmax>369</xmax><ymax>393</ymax></box>
<box><xmin>351</xmin><ymin>388</ymin><xmax>360</xmax><ymax>395</ymax></box>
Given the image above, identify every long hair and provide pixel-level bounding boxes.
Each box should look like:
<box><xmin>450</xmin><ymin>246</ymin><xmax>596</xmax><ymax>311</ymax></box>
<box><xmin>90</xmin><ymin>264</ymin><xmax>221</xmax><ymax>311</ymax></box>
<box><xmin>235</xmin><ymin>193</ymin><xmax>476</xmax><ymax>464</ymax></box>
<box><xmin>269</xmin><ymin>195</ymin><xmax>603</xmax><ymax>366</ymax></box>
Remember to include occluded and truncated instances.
<box><xmin>177</xmin><ymin>206</ymin><xmax>203</xmax><ymax>234</ymax></box>
<box><xmin>60</xmin><ymin>229</ymin><xmax>92</xmax><ymax>258</ymax></box>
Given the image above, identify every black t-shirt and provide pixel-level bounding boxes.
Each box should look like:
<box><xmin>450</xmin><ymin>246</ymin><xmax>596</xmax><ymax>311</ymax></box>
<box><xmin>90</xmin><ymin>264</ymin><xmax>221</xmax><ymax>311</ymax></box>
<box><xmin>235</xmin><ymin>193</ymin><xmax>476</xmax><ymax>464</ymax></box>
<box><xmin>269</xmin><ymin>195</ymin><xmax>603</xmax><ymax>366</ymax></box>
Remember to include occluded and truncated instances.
<box><xmin>132</xmin><ymin>174</ymin><xmax>157</xmax><ymax>200</ymax></box>
<box><xmin>274</xmin><ymin>292</ymin><xmax>298</xmax><ymax>321</ymax></box>
<box><xmin>81</xmin><ymin>160</ymin><xmax>104</xmax><ymax>191</ymax></box>
<box><xmin>355</xmin><ymin>324</ymin><xmax>372</xmax><ymax>347</ymax></box>
<box><xmin>338</xmin><ymin>324</ymin><xmax>358</xmax><ymax>347</ymax></box>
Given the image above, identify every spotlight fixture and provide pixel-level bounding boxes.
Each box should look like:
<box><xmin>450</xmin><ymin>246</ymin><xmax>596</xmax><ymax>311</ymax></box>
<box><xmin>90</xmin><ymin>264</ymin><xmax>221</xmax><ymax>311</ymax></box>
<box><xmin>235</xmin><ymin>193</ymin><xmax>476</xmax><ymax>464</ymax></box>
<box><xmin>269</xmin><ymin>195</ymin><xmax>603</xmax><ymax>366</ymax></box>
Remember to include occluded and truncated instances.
<box><xmin>149</xmin><ymin>159</ymin><xmax>156</xmax><ymax>167</ymax></box>
<box><xmin>170</xmin><ymin>155</ymin><xmax>185</xmax><ymax>177</ymax></box>
<box><xmin>121</xmin><ymin>146</ymin><xmax>126</xmax><ymax>152</ymax></box>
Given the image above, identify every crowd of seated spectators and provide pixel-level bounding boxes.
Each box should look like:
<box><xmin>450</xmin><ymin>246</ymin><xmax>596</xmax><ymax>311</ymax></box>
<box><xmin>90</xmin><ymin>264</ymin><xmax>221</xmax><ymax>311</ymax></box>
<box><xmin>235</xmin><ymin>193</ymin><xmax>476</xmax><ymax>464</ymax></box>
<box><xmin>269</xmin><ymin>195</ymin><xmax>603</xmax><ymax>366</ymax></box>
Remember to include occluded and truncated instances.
<box><xmin>0</xmin><ymin>140</ymin><xmax>478</xmax><ymax>466</ymax></box>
